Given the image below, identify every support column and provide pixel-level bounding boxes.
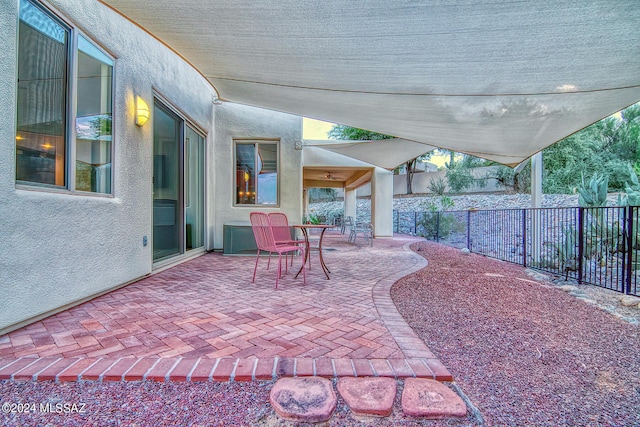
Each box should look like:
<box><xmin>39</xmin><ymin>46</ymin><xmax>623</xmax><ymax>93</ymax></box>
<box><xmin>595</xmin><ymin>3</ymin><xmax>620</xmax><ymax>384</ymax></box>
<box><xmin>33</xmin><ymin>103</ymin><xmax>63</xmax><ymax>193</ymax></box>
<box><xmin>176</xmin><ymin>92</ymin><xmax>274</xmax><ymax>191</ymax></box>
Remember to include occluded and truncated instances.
<box><xmin>303</xmin><ymin>188</ymin><xmax>310</xmax><ymax>219</ymax></box>
<box><xmin>344</xmin><ymin>188</ymin><xmax>356</xmax><ymax>220</ymax></box>
<box><xmin>531</xmin><ymin>152</ymin><xmax>543</xmax><ymax>264</ymax></box>
<box><xmin>531</xmin><ymin>152</ymin><xmax>543</xmax><ymax>209</ymax></box>
<box><xmin>371</xmin><ymin>167</ymin><xmax>393</xmax><ymax>237</ymax></box>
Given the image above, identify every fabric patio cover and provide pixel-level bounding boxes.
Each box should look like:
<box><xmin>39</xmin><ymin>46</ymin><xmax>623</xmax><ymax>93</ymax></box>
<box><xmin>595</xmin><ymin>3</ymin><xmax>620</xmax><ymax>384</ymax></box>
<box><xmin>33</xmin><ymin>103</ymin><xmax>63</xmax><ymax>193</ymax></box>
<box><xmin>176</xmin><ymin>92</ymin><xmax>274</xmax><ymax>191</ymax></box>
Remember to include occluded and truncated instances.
<box><xmin>100</xmin><ymin>0</ymin><xmax>640</xmax><ymax>165</ymax></box>
<box><xmin>306</xmin><ymin>139</ymin><xmax>437</xmax><ymax>170</ymax></box>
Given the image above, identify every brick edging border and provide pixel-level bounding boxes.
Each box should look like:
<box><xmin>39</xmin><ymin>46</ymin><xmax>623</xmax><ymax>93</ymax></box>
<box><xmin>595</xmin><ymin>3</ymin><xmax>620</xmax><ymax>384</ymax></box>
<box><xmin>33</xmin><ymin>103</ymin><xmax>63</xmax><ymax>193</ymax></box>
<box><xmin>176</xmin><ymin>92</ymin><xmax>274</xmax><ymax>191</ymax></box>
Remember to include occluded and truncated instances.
<box><xmin>371</xmin><ymin>240</ymin><xmax>452</xmax><ymax>379</ymax></box>
<box><xmin>0</xmin><ymin>356</ymin><xmax>451</xmax><ymax>383</ymax></box>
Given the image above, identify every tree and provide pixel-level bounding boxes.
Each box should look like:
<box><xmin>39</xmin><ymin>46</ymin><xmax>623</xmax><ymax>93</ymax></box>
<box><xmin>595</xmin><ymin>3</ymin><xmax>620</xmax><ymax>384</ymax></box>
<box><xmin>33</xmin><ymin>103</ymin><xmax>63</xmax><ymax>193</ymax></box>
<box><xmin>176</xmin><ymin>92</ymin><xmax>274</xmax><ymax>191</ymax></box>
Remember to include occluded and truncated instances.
<box><xmin>444</xmin><ymin>154</ymin><xmax>490</xmax><ymax>193</ymax></box>
<box><xmin>328</xmin><ymin>125</ymin><xmax>428</xmax><ymax>194</ymax></box>
<box><xmin>327</xmin><ymin>125</ymin><xmax>393</xmax><ymax>141</ymax></box>
<box><xmin>541</xmin><ymin>104</ymin><xmax>640</xmax><ymax>193</ymax></box>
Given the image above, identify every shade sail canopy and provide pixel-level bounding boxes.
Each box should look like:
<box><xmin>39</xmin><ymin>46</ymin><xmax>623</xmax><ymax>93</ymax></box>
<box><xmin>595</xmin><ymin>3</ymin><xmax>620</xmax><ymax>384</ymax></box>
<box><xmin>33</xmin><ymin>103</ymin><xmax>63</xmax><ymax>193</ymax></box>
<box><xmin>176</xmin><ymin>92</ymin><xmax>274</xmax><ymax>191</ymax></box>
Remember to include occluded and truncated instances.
<box><xmin>306</xmin><ymin>139</ymin><xmax>436</xmax><ymax>170</ymax></box>
<box><xmin>101</xmin><ymin>0</ymin><xmax>640</xmax><ymax>165</ymax></box>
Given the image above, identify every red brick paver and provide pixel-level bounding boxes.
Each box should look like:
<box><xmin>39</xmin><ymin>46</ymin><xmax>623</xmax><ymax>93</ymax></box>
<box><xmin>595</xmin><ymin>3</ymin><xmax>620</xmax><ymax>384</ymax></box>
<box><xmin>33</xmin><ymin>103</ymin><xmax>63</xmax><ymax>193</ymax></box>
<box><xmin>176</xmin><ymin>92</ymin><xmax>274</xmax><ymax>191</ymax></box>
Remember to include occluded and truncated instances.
<box><xmin>0</xmin><ymin>234</ymin><xmax>452</xmax><ymax>382</ymax></box>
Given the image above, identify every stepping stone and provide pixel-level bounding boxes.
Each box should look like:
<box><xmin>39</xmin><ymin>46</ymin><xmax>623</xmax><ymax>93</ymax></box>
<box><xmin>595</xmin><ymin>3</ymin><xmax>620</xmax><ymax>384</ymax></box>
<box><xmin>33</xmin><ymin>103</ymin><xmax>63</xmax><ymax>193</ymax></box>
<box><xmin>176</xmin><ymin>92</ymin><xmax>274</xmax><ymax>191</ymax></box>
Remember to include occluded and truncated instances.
<box><xmin>270</xmin><ymin>377</ymin><xmax>337</xmax><ymax>423</ymax></box>
<box><xmin>620</xmin><ymin>296</ymin><xmax>640</xmax><ymax>307</ymax></box>
<box><xmin>337</xmin><ymin>377</ymin><xmax>396</xmax><ymax>417</ymax></box>
<box><xmin>401</xmin><ymin>378</ymin><xmax>467</xmax><ymax>419</ymax></box>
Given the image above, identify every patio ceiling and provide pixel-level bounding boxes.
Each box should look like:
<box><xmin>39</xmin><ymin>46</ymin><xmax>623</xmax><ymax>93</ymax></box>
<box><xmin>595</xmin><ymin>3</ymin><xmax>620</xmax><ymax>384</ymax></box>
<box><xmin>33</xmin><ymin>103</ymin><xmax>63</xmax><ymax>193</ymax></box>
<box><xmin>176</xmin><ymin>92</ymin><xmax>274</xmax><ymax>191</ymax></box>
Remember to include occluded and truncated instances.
<box><xmin>303</xmin><ymin>167</ymin><xmax>371</xmax><ymax>189</ymax></box>
<box><xmin>100</xmin><ymin>0</ymin><xmax>640</xmax><ymax>166</ymax></box>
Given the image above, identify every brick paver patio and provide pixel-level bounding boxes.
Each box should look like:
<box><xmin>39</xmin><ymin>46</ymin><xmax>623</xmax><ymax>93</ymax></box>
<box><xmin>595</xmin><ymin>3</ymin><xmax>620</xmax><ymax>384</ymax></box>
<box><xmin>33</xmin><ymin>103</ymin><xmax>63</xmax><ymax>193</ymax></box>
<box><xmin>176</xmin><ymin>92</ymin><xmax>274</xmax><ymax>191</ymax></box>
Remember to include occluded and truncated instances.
<box><xmin>0</xmin><ymin>233</ymin><xmax>451</xmax><ymax>382</ymax></box>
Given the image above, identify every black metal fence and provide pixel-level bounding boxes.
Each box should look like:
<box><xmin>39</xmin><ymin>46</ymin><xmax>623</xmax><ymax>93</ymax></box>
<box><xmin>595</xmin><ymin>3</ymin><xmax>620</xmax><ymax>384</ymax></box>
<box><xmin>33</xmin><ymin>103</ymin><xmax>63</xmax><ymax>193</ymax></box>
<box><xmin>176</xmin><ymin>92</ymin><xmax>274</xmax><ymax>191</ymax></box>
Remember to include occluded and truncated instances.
<box><xmin>393</xmin><ymin>206</ymin><xmax>640</xmax><ymax>296</ymax></box>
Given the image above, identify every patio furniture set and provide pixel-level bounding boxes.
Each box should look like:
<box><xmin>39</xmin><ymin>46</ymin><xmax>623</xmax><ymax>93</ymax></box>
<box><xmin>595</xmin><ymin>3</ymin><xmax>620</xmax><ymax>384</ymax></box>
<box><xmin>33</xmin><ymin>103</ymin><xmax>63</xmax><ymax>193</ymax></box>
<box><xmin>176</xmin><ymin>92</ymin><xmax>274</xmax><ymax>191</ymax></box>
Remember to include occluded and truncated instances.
<box><xmin>249</xmin><ymin>213</ymin><xmax>373</xmax><ymax>288</ymax></box>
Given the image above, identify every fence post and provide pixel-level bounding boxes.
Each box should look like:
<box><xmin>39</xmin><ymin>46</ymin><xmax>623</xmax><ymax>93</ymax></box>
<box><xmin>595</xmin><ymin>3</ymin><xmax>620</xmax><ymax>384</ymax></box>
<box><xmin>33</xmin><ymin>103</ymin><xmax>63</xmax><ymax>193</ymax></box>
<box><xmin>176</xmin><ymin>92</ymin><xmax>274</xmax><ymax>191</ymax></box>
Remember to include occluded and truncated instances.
<box><xmin>466</xmin><ymin>210</ymin><xmax>471</xmax><ymax>251</ymax></box>
<box><xmin>522</xmin><ymin>209</ymin><xmax>527</xmax><ymax>267</ymax></box>
<box><xmin>414</xmin><ymin>211</ymin><xmax>417</xmax><ymax>236</ymax></box>
<box><xmin>626</xmin><ymin>206</ymin><xmax>634</xmax><ymax>295</ymax></box>
<box><xmin>578</xmin><ymin>207</ymin><xmax>584</xmax><ymax>284</ymax></box>
<box><xmin>435</xmin><ymin>212</ymin><xmax>440</xmax><ymax>242</ymax></box>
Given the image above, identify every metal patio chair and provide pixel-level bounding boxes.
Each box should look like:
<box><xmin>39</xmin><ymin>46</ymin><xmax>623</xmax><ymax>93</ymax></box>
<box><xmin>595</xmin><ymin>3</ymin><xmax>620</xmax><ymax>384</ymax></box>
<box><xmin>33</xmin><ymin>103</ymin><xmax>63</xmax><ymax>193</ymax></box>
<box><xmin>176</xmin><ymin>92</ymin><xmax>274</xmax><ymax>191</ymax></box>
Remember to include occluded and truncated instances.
<box><xmin>268</xmin><ymin>212</ymin><xmax>306</xmax><ymax>267</ymax></box>
<box><xmin>250</xmin><ymin>212</ymin><xmax>305</xmax><ymax>288</ymax></box>
<box><xmin>341</xmin><ymin>216</ymin><xmax>354</xmax><ymax>235</ymax></box>
<box><xmin>349</xmin><ymin>221</ymin><xmax>373</xmax><ymax>246</ymax></box>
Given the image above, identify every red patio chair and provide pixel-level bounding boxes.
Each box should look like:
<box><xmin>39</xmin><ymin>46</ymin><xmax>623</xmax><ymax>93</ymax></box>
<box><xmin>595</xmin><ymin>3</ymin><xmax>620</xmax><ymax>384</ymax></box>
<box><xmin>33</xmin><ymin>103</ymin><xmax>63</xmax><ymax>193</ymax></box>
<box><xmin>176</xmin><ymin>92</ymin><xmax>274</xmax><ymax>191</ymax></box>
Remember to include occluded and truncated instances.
<box><xmin>250</xmin><ymin>212</ymin><xmax>305</xmax><ymax>288</ymax></box>
<box><xmin>268</xmin><ymin>212</ymin><xmax>306</xmax><ymax>267</ymax></box>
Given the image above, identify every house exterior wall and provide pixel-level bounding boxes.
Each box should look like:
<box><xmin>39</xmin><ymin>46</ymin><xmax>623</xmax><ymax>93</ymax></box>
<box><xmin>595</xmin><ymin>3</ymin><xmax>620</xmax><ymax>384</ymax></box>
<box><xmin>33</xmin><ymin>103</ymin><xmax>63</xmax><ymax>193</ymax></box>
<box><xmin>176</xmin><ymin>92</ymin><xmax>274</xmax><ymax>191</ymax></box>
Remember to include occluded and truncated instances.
<box><xmin>212</xmin><ymin>102</ymin><xmax>303</xmax><ymax>250</ymax></box>
<box><xmin>0</xmin><ymin>0</ymin><xmax>215</xmax><ymax>332</ymax></box>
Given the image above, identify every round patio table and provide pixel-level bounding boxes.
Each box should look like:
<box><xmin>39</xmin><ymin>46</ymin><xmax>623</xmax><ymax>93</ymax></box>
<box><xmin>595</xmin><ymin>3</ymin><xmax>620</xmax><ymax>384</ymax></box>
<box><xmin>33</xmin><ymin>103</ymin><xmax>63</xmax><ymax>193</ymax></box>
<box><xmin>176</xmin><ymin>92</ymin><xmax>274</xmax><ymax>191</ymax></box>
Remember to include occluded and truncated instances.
<box><xmin>292</xmin><ymin>224</ymin><xmax>333</xmax><ymax>280</ymax></box>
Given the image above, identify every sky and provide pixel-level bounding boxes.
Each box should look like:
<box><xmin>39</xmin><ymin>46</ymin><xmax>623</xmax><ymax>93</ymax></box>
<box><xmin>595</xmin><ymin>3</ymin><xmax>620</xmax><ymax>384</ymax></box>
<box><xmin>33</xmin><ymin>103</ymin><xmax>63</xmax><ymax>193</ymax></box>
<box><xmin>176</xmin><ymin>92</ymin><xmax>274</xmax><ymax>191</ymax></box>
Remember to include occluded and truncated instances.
<box><xmin>302</xmin><ymin>118</ymin><xmax>335</xmax><ymax>140</ymax></box>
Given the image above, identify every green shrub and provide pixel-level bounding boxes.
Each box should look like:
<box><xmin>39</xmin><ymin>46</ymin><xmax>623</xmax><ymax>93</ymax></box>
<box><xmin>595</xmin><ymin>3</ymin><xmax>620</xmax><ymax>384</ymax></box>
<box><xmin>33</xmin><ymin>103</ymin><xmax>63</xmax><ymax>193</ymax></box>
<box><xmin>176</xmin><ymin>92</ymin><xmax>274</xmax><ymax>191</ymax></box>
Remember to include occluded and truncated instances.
<box><xmin>427</xmin><ymin>175</ymin><xmax>447</xmax><ymax>195</ymax></box>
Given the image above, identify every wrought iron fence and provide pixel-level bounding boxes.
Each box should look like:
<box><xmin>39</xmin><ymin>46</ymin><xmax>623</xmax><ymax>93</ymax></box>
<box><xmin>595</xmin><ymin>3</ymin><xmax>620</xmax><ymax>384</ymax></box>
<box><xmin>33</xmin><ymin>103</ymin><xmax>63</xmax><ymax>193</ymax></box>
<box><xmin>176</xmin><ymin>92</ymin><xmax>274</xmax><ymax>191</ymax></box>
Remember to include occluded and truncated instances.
<box><xmin>393</xmin><ymin>206</ymin><xmax>640</xmax><ymax>296</ymax></box>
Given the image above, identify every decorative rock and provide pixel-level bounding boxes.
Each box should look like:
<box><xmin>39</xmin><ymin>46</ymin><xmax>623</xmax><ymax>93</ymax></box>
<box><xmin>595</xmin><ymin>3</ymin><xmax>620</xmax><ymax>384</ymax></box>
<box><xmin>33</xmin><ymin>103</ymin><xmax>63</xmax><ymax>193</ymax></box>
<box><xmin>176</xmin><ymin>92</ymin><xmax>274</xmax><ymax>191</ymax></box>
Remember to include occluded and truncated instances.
<box><xmin>620</xmin><ymin>296</ymin><xmax>640</xmax><ymax>307</ymax></box>
<box><xmin>270</xmin><ymin>377</ymin><xmax>337</xmax><ymax>423</ymax></box>
<box><xmin>401</xmin><ymin>378</ymin><xmax>467</xmax><ymax>419</ymax></box>
<box><xmin>461</xmin><ymin>248</ymin><xmax>470</xmax><ymax>255</ymax></box>
<box><xmin>525</xmin><ymin>269</ymin><xmax>550</xmax><ymax>282</ymax></box>
<box><xmin>484</xmin><ymin>273</ymin><xmax>504</xmax><ymax>277</ymax></box>
<box><xmin>560</xmin><ymin>285</ymin><xmax>578</xmax><ymax>292</ymax></box>
<box><xmin>337</xmin><ymin>377</ymin><xmax>396</xmax><ymax>417</ymax></box>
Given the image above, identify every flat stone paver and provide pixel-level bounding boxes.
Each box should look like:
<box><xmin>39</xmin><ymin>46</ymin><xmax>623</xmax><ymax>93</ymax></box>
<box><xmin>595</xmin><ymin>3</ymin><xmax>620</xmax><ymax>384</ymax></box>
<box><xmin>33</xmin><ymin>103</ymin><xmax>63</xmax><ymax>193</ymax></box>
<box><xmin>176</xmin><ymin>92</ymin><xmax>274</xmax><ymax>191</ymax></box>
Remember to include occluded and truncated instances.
<box><xmin>401</xmin><ymin>378</ymin><xmax>467</xmax><ymax>419</ymax></box>
<box><xmin>337</xmin><ymin>377</ymin><xmax>397</xmax><ymax>417</ymax></box>
<box><xmin>270</xmin><ymin>377</ymin><xmax>336</xmax><ymax>422</ymax></box>
<box><xmin>0</xmin><ymin>233</ymin><xmax>451</xmax><ymax>382</ymax></box>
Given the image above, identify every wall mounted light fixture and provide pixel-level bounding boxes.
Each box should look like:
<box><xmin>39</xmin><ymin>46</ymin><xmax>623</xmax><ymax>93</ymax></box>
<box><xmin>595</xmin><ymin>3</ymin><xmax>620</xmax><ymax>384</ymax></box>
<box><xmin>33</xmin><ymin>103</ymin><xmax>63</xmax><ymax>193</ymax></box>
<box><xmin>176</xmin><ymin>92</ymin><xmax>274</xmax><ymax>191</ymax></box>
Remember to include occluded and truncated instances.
<box><xmin>135</xmin><ymin>95</ymin><xmax>150</xmax><ymax>126</ymax></box>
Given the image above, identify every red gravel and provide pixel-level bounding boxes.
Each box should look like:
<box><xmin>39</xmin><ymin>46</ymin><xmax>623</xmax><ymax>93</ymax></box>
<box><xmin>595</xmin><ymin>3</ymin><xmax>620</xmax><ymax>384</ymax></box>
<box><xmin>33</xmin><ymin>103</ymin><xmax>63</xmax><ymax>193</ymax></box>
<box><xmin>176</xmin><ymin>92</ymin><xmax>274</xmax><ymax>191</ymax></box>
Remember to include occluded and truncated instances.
<box><xmin>391</xmin><ymin>241</ymin><xmax>640</xmax><ymax>427</ymax></box>
<box><xmin>0</xmin><ymin>379</ymin><xmax>477</xmax><ymax>426</ymax></box>
<box><xmin>0</xmin><ymin>381</ymin><xmax>273</xmax><ymax>426</ymax></box>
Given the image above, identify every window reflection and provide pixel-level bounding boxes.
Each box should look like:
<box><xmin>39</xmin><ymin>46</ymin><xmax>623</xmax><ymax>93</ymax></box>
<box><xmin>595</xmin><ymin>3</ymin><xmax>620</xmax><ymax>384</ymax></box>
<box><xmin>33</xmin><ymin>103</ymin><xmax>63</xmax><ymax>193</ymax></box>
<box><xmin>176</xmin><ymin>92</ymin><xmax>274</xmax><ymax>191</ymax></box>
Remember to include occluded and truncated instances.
<box><xmin>75</xmin><ymin>36</ymin><xmax>113</xmax><ymax>193</ymax></box>
<box><xmin>235</xmin><ymin>141</ymin><xmax>278</xmax><ymax>205</ymax></box>
<box><xmin>16</xmin><ymin>0</ymin><xmax>68</xmax><ymax>186</ymax></box>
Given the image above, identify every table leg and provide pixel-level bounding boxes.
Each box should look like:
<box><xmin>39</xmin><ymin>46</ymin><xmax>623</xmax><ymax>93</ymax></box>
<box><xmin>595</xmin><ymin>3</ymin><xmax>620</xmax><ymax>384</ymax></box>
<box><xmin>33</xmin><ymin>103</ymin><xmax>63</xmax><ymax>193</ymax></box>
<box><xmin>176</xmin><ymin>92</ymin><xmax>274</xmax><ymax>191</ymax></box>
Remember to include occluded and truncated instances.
<box><xmin>317</xmin><ymin>228</ymin><xmax>330</xmax><ymax>279</ymax></box>
<box><xmin>294</xmin><ymin>227</ymin><xmax>310</xmax><ymax>279</ymax></box>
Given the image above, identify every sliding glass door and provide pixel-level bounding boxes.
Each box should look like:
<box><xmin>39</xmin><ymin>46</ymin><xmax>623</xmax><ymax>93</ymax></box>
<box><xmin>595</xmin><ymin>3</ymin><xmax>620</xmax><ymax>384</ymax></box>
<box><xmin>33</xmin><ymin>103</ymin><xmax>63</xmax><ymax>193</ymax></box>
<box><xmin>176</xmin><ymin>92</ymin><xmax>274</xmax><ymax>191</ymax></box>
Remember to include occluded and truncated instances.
<box><xmin>185</xmin><ymin>127</ymin><xmax>204</xmax><ymax>251</ymax></box>
<box><xmin>153</xmin><ymin>99</ymin><xmax>204</xmax><ymax>262</ymax></box>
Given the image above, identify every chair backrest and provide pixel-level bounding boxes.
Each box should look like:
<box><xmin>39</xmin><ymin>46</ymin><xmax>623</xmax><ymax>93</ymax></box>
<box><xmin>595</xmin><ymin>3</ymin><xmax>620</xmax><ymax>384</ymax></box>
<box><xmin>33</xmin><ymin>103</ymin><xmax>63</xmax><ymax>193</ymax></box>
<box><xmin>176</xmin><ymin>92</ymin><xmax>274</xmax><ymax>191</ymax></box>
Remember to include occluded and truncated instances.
<box><xmin>268</xmin><ymin>212</ymin><xmax>292</xmax><ymax>244</ymax></box>
<box><xmin>250</xmin><ymin>212</ymin><xmax>275</xmax><ymax>250</ymax></box>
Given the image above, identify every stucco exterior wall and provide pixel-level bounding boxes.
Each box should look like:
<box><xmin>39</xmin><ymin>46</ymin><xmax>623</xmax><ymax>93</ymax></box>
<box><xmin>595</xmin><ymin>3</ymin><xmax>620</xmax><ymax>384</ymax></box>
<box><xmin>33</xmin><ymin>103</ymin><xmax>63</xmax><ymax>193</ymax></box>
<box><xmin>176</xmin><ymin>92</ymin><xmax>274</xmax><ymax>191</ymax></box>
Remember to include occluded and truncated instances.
<box><xmin>212</xmin><ymin>102</ymin><xmax>302</xmax><ymax>250</ymax></box>
<box><xmin>0</xmin><ymin>0</ymin><xmax>215</xmax><ymax>331</ymax></box>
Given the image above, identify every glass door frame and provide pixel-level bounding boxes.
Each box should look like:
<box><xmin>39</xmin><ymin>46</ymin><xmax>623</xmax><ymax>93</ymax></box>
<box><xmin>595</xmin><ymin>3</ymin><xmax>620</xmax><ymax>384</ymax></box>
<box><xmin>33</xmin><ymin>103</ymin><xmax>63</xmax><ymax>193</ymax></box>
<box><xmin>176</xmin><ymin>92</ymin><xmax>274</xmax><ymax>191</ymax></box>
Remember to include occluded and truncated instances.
<box><xmin>152</xmin><ymin>95</ymin><xmax>207</xmax><ymax>266</ymax></box>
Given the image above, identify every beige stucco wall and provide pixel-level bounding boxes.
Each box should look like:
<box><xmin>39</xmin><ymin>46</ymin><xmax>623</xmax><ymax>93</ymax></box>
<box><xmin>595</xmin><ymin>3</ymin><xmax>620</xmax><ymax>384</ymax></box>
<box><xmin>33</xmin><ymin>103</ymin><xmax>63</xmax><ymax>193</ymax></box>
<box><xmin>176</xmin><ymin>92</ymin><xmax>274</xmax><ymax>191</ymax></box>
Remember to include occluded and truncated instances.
<box><xmin>211</xmin><ymin>102</ymin><xmax>303</xmax><ymax>250</ymax></box>
<box><xmin>0</xmin><ymin>0</ymin><xmax>216</xmax><ymax>332</ymax></box>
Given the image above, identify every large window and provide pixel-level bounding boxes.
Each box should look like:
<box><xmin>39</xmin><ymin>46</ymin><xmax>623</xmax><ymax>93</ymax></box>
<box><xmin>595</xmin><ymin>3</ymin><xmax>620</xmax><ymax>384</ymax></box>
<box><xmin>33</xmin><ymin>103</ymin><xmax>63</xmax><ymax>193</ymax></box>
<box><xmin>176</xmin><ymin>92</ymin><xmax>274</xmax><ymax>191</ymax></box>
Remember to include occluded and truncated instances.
<box><xmin>16</xmin><ymin>0</ymin><xmax>114</xmax><ymax>194</ymax></box>
<box><xmin>235</xmin><ymin>140</ymin><xmax>279</xmax><ymax>206</ymax></box>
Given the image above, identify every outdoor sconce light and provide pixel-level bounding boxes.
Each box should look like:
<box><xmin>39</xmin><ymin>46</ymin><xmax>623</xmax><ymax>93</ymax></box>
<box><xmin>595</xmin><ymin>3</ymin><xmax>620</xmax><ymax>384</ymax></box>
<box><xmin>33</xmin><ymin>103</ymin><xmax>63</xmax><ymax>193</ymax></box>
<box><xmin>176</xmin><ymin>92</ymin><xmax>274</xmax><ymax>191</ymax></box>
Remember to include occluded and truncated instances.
<box><xmin>135</xmin><ymin>95</ymin><xmax>150</xmax><ymax>126</ymax></box>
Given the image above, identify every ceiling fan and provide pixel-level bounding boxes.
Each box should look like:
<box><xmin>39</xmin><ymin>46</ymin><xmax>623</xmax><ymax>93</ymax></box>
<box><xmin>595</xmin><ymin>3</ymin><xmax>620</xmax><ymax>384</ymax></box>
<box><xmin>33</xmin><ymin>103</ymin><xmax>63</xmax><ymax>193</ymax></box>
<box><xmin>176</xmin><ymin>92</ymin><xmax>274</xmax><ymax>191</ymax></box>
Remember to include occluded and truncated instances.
<box><xmin>325</xmin><ymin>172</ymin><xmax>340</xmax><ymax>180</ymax></box>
